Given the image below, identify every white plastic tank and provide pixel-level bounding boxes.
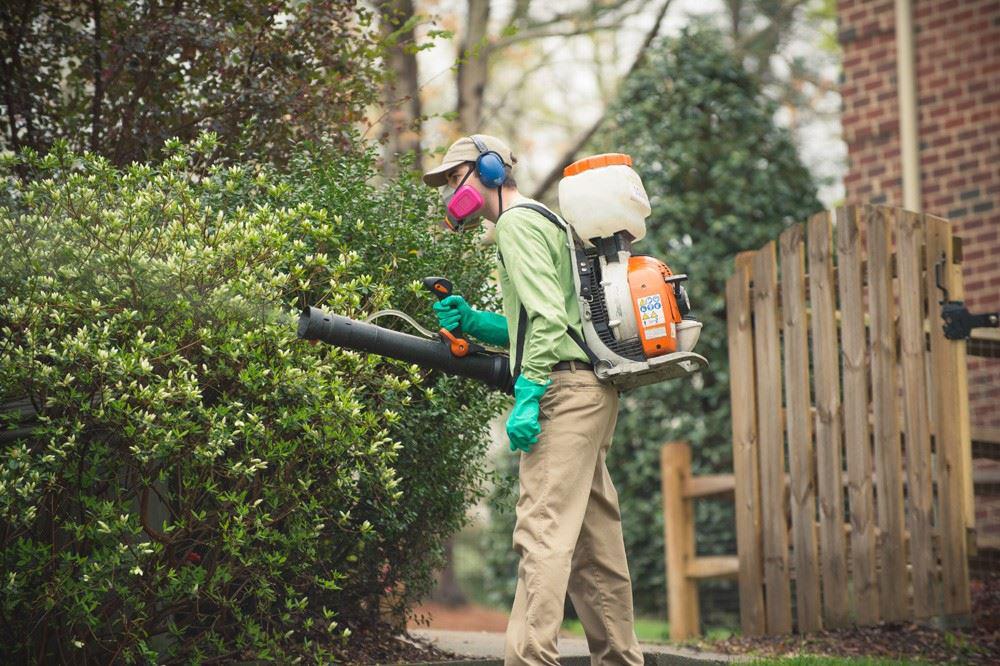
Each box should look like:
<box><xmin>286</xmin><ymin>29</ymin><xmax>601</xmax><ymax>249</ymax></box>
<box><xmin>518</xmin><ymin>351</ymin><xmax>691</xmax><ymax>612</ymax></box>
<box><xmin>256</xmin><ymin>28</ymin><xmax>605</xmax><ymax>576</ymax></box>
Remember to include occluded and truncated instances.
<box><xmin>558</xmin><ymin>153</ymin><xmax>650</xmax><ymax>245</ymax></box>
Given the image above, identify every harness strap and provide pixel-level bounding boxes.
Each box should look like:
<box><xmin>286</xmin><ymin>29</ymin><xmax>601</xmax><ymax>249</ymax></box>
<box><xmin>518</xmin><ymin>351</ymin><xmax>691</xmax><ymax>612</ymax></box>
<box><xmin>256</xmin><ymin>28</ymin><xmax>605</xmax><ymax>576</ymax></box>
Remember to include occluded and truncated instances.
<box><xmin>511</xmin><ymin>303</ymin><xmax>529</xmax><ymax>379</ymax></box>
<box><xmin>497</xmin><ymin>203</ymin><xmax>599</xmax><ymax>377</ymax></box>
<box><xmin>565</xmin><ymin>325</ymin><xmax>602</xmax><ymax>367</ymax></box>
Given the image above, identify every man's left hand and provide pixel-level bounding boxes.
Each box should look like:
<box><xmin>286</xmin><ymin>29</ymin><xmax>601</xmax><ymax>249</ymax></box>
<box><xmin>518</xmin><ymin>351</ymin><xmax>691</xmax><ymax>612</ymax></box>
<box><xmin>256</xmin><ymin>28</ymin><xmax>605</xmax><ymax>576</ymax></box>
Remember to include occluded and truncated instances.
<box><xmin>506</xmin><ymin>375</ymin><xmax>551</xmax><ymax>453</ymax></box>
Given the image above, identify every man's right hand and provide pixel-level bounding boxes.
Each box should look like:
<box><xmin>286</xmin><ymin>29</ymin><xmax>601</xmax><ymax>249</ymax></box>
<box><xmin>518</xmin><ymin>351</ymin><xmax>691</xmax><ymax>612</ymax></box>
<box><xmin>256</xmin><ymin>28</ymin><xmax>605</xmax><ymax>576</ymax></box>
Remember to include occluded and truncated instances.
<box><xmin>432</xmin><ymin>294</ymin><xmax>473</xmax><ymax>332</ymax></box>
<box><xmin>432</xmin><ymin>295</ymin><xmax>510</xmax><ymax>347</ymax></box>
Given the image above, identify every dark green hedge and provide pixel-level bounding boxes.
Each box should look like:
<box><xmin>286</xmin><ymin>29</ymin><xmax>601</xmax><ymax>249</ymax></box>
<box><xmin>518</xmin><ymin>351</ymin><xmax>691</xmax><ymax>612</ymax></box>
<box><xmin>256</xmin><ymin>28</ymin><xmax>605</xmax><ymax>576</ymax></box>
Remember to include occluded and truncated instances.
<box><xmin>0</xmin><ymin>134</ymin><xmax>505</xmax><ymax>663</ymax></box>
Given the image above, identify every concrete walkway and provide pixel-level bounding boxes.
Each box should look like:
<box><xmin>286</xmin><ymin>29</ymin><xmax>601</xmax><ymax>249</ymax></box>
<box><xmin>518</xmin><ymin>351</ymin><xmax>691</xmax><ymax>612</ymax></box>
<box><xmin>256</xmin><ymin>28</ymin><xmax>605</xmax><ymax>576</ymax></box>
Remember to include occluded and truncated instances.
<box><xmin>402</xmin><ymin>629</ymin><xmax>739</xmax><ymax>665</ymax></box>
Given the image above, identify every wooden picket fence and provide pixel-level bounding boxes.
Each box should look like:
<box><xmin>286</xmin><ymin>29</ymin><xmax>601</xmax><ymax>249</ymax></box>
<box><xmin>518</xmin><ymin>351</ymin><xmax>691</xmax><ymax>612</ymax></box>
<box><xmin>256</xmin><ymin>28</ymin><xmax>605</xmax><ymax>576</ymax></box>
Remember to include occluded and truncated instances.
<box><xmin>726</xmin><ymin>205</ymin><xmax>974</xmax><ymax>636</ymax></box>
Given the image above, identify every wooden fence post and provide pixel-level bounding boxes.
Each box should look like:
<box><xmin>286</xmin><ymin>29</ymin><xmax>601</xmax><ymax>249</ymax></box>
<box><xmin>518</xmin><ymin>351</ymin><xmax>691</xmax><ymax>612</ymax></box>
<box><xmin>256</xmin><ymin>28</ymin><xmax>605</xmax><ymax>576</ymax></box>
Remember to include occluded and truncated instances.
<box><xmin>751</xmin><ymin>242</ymin><xmax>793</xmax><ymax>634</ymax></box>
<box><xmin>727</xmin><ymin>252</ymin><xmax>766</xmax><ymax>636</ymax></box>
<box><xmin>780</xmin><ymin>223</ymin><xmax>823</xmax><ymax>633</ymax></box>
<box><xmin>868</xmin><ymin>207</ymin><xmax>909</xmax><ymax>622</ymax></box>
<box><xmin>835</xmin><ymin>206</ymin><xmax>879</xmax><ymax>625</ymax></box>
<box><xmin>895</xmin><ymin>209</ymin><xmax>937</xmax><ymax>618</ymax></box>
<box><xmin>661</xmin><ymin>442</ymin><xmax>698</xmax><ymax>639</ymax></box>
<box><xmin>806</xmin><ymin>211</ymin><xmax>850</xmax><ymax>628</ymax></box>
<box><xmin>924</xmin><ymin>213</ymin><xmax>972</xmax><ymax>618</ymax></box>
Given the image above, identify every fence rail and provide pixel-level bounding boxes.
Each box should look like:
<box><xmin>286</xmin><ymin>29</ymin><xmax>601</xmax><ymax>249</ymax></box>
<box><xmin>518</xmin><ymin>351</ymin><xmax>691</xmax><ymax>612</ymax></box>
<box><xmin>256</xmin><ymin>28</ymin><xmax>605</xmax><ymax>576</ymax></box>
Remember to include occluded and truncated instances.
<box><xmin>726</xmin><ymin>205</ymin><xmax>973</xmax><ymax>636</ymax></box>
<box><xmin>660</xmin><ymin>442</ymin><xmax>738</xmax><ymax>640</ymax></box>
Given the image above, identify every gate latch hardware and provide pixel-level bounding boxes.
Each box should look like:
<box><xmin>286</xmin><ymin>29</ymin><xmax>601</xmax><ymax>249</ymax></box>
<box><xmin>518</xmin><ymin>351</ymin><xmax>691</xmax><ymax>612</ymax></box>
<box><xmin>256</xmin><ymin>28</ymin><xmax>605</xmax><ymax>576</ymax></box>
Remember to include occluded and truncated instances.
<box><xmin>935</xmin><ymin>253</ymin><xmax>999</xmax><ymax>340</ymax></box>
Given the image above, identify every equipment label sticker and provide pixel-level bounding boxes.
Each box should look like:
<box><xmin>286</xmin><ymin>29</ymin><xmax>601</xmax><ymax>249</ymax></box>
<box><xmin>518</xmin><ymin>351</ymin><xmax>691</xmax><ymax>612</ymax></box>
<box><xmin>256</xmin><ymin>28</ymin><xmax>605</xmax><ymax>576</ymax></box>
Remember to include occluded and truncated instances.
<box><xmin>636</xmin><ymin>294</ymin><xmax>666</xmax><ymax>328</ymax></box>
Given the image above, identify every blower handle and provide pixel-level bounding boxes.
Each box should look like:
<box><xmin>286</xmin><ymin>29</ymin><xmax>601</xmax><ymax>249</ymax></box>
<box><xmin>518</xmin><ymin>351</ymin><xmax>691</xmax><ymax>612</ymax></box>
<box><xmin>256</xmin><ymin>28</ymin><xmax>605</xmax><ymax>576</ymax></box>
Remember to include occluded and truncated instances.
<box><xmin>664</xmin><ymin>274</ymin><xmax>691</xmax><ymax>317</ymax></box>
<box><xmin>422</xmin><ymin>276</ymin><xmax>471</xmax><ymax>357</ymax></box>
<box><xmin>424</xmin><ymin>276</ymin><xmax>456</xmax><ymax>300</ymax></box>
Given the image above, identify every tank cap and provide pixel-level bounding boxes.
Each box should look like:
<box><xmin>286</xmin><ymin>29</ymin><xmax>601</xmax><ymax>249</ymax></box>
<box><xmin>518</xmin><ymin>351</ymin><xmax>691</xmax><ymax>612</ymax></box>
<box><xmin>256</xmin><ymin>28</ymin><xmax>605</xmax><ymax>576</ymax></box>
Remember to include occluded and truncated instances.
<box><xmin>563</xmin><ymin>153</ymin><xmax>633</xmax><ymax>177</ymax></box>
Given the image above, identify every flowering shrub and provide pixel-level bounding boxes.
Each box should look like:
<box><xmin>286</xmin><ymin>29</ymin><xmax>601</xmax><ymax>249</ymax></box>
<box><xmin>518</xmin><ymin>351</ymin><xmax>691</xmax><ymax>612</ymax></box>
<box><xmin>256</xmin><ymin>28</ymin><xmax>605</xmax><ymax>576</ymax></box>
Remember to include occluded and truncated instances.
<box><xmin>0</xmin><ymin>134</ymin><xmax>504</xmax><ymax>662</ymax></box>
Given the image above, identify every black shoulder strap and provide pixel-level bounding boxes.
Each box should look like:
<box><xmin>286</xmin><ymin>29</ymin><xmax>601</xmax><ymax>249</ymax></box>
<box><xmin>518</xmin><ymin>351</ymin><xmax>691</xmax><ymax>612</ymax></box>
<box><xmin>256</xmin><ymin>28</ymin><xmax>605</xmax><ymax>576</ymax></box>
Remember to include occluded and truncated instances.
<box><xmin>497</xmin><ymin>203</ymin><xmax>600</xmax><ymax>378</ymax></box>
<box><xmin>509</xmin><ymin>202</ymin><xmax>565</xmax><ymax>229</ymax></box>
<box><xmin>496</xmin><ymin>203</ymin><xmax>563</xmax><ymax>268</ymax></box>
<box><xmin>565</xmin><ymin>326</ymin><xmax>602</xmax><ymax>367</ymax></box>
<box><xmin>511</xmin><ymin>304</ymin><xmax>529</xmax><ymax>379</ymax></box>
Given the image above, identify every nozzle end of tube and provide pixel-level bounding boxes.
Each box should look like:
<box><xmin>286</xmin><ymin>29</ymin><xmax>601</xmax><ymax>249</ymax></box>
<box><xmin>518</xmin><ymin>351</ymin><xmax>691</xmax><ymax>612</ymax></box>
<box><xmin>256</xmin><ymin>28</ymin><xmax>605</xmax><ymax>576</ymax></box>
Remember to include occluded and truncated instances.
<box><xmin>297</xmin><ymin>307</ymin><xmax>318</xmax><ymax>339</ymax></box>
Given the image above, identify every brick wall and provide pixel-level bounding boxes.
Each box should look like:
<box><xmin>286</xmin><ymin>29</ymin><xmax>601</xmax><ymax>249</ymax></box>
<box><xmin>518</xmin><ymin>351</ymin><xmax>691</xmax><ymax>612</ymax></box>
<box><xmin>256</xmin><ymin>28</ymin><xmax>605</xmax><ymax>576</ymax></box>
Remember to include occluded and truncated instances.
<box><xmin>838</xmin><ymin>0</ymin><xmax>999</xmax><ymax>432</ymax></box>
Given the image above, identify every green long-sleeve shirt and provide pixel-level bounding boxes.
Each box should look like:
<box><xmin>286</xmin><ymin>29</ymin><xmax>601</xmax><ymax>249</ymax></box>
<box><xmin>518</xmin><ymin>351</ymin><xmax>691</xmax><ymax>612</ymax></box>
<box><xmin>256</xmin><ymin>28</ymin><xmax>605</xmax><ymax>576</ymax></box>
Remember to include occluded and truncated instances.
<box><xmin>495</xmin><ymin>200</ymin><xmax>589</xmax><ymax>384</ymax></box>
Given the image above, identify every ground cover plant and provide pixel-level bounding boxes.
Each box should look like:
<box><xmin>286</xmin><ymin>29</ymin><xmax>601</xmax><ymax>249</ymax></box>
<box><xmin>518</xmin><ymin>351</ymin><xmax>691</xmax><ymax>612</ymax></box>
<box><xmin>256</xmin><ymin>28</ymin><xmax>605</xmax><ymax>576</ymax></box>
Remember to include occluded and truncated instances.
<box><xmin>0</xmin><ymin>133</ymin><xmax>505</xmax><ymax>663</ymax></box>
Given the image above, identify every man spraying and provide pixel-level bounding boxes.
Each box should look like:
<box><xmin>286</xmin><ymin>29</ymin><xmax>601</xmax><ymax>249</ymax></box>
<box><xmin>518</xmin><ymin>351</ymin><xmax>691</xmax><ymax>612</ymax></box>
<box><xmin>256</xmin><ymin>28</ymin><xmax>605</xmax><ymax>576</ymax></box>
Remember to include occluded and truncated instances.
<box><xmin>422</xmin><ymin>134</ymin><xmax>645</xmax><ymax>666</ymax></box>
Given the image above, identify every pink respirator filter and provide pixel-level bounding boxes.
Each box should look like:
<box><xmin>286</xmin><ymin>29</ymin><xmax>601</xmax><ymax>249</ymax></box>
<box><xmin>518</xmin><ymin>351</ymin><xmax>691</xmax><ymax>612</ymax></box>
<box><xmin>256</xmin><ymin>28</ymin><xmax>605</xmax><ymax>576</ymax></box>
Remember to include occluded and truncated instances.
<box><xmin>447</xmin><ymin>185</ymin><xmax>485</xmax><ymax>221</ymax></box>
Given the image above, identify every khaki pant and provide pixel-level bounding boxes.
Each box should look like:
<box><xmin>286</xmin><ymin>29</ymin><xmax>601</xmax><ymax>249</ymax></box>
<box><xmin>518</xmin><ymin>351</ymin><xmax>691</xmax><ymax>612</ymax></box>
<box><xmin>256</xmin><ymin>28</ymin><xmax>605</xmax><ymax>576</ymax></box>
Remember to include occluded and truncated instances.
<box><xmin>504</xmin><ymin>365</ymin><xmax>644</xmax><ymax>666</ymax></box>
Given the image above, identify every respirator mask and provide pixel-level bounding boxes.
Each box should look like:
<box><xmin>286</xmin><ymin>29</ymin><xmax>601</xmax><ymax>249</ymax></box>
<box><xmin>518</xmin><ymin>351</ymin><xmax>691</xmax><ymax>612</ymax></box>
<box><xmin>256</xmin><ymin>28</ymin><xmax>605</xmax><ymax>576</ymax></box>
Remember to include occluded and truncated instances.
<box><xmin>441</xmin><ymin>166</ymin><xmax>485</xmax><ymax>232</ymax></box>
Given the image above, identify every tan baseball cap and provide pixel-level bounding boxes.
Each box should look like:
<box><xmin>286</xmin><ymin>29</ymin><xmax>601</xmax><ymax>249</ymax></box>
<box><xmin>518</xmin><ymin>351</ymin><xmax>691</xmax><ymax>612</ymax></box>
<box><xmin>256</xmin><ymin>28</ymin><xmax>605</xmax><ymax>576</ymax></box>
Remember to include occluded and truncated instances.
<box><xmin>422</xmin><ymin>134</ymin><xmax>516</xmax><ymax>187</ymax></box>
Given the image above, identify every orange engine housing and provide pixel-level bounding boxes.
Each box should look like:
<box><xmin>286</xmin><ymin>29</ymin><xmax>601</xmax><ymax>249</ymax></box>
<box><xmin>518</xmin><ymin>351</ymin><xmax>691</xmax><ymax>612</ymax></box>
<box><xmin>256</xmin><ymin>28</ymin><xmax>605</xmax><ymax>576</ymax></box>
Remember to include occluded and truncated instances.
<box><xmin>627</xmin><ymin>255</ymin><xmax>683</xmax><ymax>357</ymax></box>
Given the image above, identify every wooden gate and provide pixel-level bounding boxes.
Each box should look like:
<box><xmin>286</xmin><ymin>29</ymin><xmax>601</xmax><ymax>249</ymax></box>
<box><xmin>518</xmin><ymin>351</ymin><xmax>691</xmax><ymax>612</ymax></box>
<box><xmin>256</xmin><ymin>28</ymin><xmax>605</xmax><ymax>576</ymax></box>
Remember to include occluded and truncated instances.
<box><xmin>726</xmin><ymin>205</ymin><xmax>974</xmax><ymax>635</ymax></box>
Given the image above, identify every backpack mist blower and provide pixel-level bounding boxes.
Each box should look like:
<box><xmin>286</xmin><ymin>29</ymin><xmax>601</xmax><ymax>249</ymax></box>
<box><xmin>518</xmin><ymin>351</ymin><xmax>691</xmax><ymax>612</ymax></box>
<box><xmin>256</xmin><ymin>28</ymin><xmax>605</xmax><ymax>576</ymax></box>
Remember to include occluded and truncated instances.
<box><xmin>297</xmin><ymin>153</ymin><xmax>707</xmax><ymax>392</ymax></box>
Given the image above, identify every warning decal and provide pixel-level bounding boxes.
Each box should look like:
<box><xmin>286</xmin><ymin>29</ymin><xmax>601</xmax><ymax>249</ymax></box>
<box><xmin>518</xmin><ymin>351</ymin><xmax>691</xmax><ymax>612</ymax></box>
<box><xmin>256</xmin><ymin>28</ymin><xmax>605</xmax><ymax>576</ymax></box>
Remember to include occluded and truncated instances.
<box><xmin>636</xmin><ymin>294</ymin><xmax>666</xmax><ymax>328</ymax></box>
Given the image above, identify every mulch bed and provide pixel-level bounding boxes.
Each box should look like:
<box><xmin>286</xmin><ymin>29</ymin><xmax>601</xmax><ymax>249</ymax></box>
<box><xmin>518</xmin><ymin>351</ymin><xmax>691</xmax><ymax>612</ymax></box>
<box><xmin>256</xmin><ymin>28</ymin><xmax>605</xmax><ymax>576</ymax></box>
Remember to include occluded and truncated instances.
<box><xmin>699</xmin><ymin>575</ymin><xmax>1000</xmax><ymax>664</ymax></box>
<box><xmin>407</xmin><ymin>601</ymin><xmax>511</xmax><ymax>632</ymax></box>
<box><xmin>330</xmin><ymin>575</ymin><xmax>1000</xmax><ymax>663</ymax></box>
<box><xmin>329</xmin><ymin>620</ymin><xmax>469</xmax><ymax>665</ymax></box>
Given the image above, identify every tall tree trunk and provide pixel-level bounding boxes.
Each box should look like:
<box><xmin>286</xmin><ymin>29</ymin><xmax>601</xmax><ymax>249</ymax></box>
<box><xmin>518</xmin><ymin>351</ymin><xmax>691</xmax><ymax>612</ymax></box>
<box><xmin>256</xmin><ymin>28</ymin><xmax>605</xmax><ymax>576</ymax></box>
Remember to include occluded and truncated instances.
<box><xmin>379</xmin><ymin>0</ymin><xmax>423</xmax><ymax>175</ymax></box>
<box><xmin>90</xmin><ymin>0</ymin><xmax>104</xmax><ymax>152</ymax></box>
<box><xmin>725</xmin><ymin>0</ymin><xmax>744</xmax><ymax>40</ymax></box>
<box><xmin>0</xmin><ymin>1</ymin><xmax>38</xmax><ymax>157</ymax></box>
<box><xmin>456</xmin><ymin>0</ymin><xmax>490</xmax><ymax>134</ymax></box>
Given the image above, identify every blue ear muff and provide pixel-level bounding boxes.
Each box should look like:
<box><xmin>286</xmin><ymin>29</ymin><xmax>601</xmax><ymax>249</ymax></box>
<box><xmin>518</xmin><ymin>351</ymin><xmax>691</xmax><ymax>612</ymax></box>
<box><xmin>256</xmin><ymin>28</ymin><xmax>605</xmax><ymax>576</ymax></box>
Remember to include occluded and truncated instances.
<box><xmin>476</xmin><ymin>152</ymin><xmax>506</xmax><ymax>188</ymax></box>
<box><xmin>471</xmin><ymin>135</ymin><xmax>507</xmax><ymax>189</ymax></box>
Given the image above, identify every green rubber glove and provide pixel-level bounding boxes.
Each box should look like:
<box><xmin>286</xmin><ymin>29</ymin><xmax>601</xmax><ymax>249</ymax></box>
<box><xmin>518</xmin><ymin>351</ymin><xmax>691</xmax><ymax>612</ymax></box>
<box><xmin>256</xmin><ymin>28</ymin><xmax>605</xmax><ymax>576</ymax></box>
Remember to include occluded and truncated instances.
<box><xmin>432</xmin><ymin>295</ymin><xmax>510</xmax><ymax>346</ymax></box>
<box><xmin>467</xmin><ymin>310</ymin><xmax>509</xmax><ymax>346</ymax></box>
<box><xmin>506</xmin><ymin>375</ymin><xmax>552</xmax><ymax>453</ymax></box>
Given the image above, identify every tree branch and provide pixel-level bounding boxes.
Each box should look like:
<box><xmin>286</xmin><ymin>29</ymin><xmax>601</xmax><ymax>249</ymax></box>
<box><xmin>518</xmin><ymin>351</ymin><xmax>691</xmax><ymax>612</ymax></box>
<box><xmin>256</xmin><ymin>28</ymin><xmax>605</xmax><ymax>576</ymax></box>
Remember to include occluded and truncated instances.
<box><xmin>477</xmin><ymin>42</ymin><xmax>563</xmax><ymax>124</ymax></box>
<box><xmin>736</xmin><ymin>0</ymin><xmax>807</xmax><ymax>56</ymax></box>
<box><xmin>500</xmin><ymin>0</ymin><xmax>532</xmax><ymax>37</ymax></box>
<box><xmin>497</xmin><ymin>0</ymin><xmax>644</xmax><ymax>49</ymax></box>
<box><xmin>531</xmin><ymin>0</ymin><xmax>674</xmax><ymax>200</ymax></box>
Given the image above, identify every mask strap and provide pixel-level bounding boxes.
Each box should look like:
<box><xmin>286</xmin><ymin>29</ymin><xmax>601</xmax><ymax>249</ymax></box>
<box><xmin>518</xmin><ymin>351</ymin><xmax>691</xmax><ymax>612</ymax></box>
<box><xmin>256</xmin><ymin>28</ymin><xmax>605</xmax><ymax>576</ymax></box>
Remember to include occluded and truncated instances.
<box><xmin>456</xmin><ymin>165</ymin><xmax>474</xmax><ymax>188</ymax></box>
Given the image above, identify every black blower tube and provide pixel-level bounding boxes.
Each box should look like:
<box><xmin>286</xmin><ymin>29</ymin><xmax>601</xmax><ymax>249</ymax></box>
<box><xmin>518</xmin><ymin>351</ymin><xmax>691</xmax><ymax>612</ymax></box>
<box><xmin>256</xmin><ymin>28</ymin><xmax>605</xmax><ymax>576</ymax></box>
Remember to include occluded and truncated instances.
<box><xmin>297</xmin><ymin>306</ymin><xmax>514</xmax><ymax>394</ymax></box>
